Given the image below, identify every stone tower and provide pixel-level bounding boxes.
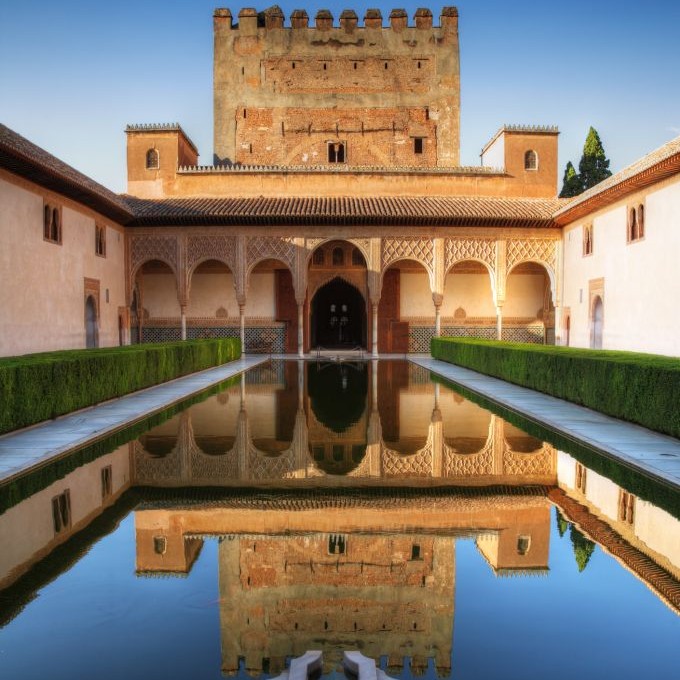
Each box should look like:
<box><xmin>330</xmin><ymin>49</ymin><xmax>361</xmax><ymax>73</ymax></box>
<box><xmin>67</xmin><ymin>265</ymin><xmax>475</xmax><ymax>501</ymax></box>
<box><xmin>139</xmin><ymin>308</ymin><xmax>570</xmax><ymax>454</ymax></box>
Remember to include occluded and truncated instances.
<box><xmin>213</xmin><ymin>7</ymin><xmax>460</xmax><ymax>167</ymax></box>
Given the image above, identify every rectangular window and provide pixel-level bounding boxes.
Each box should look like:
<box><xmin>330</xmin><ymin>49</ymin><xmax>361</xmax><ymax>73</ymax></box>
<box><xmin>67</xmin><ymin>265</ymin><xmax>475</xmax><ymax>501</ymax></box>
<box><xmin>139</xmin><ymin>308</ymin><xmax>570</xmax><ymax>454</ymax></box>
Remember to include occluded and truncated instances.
<box><xmin>618</xmin><ymin>490</ymin><xmax>636</xmax><ymax>524</ymax></box>
<box><xmin>328</xmin><ymin>534</ymin><xmax>347</xmax><ymax>555</ymax></box>
<box><xmin>414</xmin><ymin>137</ymin><xmax>424</xmax><ymax>154</ymax></box>
<box><xmin>101</xmin><ymin>466</ymin><xmax>112</xmax><ymax>499</ymax></box>
<box><xmin>52</xmin><ymin>490</ymin><xmax>71</xmax><ymax>534</ymax></box>
<box><xmin>328</xmin><ymin>142</ymin><xmax>345</xmax><ymax>164</ymax></box>
<box><xmin>575</xmin><ymin>463</ymin><xmax>587</xmax><ymax>493</ymax></box>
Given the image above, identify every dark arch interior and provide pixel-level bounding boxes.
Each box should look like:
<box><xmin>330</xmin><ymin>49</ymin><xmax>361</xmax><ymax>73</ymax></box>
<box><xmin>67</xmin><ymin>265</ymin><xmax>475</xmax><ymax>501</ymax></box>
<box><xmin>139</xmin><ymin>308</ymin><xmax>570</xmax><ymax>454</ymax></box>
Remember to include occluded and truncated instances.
<box><xmin>311</xmin><ymin>277</ymin><xmax>367</xmax><ymax>349</ymax></box>
<box><xmin>307</xmin><ymin>362</ymin><xmax>367</xmax><ymax>434</ymax></box>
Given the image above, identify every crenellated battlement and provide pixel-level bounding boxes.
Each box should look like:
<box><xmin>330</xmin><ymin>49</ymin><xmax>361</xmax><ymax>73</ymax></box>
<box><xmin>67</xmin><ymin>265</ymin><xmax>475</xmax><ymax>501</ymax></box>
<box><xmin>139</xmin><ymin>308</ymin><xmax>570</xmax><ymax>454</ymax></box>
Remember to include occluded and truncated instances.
<box><xmin>213</xmin><ymin>6</ymin><xmax>458</xmax><ymax>32</ymax></box>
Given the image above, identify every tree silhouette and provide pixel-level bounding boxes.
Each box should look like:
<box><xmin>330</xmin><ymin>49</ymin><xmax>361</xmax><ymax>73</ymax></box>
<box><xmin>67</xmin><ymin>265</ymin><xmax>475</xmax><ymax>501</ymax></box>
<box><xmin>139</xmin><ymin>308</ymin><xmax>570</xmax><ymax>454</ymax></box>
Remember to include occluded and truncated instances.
<box><xmin>570</xmin><ymin>524</ymin><xmax>596</xmax><ymax>572</ymax></box>
<box><xmin>558</xmin><ymin>127</ymin><xmax>612</xmax><ymax>197</ymax></box>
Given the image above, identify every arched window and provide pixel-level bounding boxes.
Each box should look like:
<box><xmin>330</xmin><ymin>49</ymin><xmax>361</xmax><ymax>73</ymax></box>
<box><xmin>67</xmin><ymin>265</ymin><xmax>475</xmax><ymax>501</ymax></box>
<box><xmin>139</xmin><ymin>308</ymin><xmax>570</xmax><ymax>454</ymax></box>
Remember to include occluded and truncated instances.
<box><xmin>312</xmin><ymin>248</ymin><xmax>325</xmax><ymax>266</ymax></box>
<box><xmin>628</xmin><ymin>207</ymin><xmax>638</xmax><ymax>241</ymax></box>
<box><xmin>351</xmin><ymin>247</ymin><xmax>365</xmax><ymax>266</ymax></box>
<box><xmin>332</xmin><ymin>247</ymin><xmax>344</xmax><ymax>266</ymax></box>
<box><xmin>524</xmin><ymin>150</ymin><xmax>538</xmax><ymax>171</ymax></box>
<box><xmin>583</xmin><ymin>224</ymin><xmax>593</xmax><ymax>256</ymax></box>
<box><xmin>637</xmin><ymin>204</ymin><xmax>645</xmax><ymax>239</ymax></box>
<box><xmin>95</xmin><ymin>225</ymin><xmax>106</xmax><ymax>257</ymax></box>
<box><xmin>145</xmin><ymin>148</ymin><xmax>159</xmax><ymax>170</ymax></box>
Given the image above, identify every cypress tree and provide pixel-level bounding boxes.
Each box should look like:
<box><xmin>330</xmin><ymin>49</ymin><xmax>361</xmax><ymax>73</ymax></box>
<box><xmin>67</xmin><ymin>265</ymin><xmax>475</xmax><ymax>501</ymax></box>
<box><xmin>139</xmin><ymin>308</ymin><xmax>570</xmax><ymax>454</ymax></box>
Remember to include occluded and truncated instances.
<box><xmin>578</xmin><ymin>126</ymin><xmax>612</xmax><ymax>190</ymax></box>
<box><xmin>559</xmin><ymin>161</ymin><xmax>581</xmax><ymax>198</ymax></box>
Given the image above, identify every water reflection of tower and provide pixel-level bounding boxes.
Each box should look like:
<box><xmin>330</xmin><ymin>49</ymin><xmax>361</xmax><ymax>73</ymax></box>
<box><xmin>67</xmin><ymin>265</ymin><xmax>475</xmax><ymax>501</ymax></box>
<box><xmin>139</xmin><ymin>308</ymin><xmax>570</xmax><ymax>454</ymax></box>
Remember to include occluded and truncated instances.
<box><xmin>218</xmin><ymin>533</ymin><xmax>455</xmax><ymax>677</ymax></box>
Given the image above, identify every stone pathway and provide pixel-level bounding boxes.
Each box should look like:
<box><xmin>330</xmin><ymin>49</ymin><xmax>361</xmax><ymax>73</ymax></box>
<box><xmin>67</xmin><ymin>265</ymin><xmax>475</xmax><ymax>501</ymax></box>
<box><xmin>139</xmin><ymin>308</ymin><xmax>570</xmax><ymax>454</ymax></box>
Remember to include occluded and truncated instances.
<box><xmin>0</xmin><ymin>355</ymin><xmax>267</xmax><ymax>484</ymax></box>
<box><xmin>411</xmin><ymin>357</ymin><xmax>680</xmax><ymax>490</ymax></box>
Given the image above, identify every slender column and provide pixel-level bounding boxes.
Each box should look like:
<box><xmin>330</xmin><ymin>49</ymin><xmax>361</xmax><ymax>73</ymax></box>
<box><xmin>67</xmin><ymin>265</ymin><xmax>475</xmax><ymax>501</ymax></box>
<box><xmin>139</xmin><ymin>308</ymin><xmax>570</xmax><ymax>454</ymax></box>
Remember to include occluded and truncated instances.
<box><xmin>553</xmin><ymin>304</ymin><xmax>562</xmax><ymax>346</ymax></box>
<box><xmin>180</xmin><ymin>305</ymin><xmax>187</xmax><ymax>341</ymax></box>
<box><xmin>297</xmin><ymin>303</ymin><xmax>304</xmax><ymax>358</ymax></box>
<box><xmin>371</xmin><ymin>303</ymin><xmax>379</xmax><ymax>358</ymax></box>
<box><xmin>432</xmin><ymin>293</ymin><xmax>443</xmax><ymax>338</ymax></box>
<box><xmin>238</xmin><ymin>303</ymin><xmax>246</xmax><ymax>351</ymax></box>
<box><xmin>496</xmin><ymin>305</ymin><xmax>503</xmax><ymax>341</ymax></box>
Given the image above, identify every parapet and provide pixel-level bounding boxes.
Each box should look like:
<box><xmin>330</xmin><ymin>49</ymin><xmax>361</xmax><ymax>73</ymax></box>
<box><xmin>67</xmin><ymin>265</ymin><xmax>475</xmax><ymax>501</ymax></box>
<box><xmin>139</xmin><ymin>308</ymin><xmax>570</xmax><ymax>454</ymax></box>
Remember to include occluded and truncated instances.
<box><xmin>213</xmin><ymin>6</ymin><xmax>459</xmax><ymax>30</ymax></box>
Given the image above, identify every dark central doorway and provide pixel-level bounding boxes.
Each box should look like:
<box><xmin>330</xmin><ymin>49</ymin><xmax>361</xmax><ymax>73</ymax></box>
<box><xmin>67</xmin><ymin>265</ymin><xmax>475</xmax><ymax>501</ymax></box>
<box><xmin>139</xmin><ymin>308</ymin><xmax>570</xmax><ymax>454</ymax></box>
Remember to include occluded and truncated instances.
<box><xmin>311</xmin><ymin>278</ymin><xmax>367</xmax><ymax>349</ymax></box>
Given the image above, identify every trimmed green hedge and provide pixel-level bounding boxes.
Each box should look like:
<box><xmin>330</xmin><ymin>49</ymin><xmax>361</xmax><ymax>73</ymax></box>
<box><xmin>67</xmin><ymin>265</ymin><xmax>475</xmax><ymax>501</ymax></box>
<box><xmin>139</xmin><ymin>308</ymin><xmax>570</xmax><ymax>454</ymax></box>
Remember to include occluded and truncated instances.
<box><xmin>0</xmin><ymin>338</ymin><xmax>241</xmax><ymax>435</ymax></box>
<box><xmin>431</xmin><ymin>337</ymin><xmax>680</xmax><ymax>439</ymax></box>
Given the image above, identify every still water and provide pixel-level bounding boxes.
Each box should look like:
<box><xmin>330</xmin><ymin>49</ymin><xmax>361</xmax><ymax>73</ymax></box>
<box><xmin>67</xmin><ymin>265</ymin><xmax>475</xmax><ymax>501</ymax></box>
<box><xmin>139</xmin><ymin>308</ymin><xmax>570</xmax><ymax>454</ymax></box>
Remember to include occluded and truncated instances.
<box><xmin>0</xmin><ymin>360</ymin><xmax>678</xmax><ymax>680</ymax></box>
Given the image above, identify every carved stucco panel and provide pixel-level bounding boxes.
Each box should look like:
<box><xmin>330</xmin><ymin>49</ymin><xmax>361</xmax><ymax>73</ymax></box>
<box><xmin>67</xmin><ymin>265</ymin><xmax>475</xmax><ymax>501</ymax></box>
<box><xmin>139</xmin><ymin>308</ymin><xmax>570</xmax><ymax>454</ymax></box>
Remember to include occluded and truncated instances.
<box><xmin>445</xmin><ymin>238</ymin><xmax>496</xmax><ymax>271</ymax></box>
<box><xmin>130</xmin><ymin>235</ymin><xmax>179</xmax><ymax>276</ymax></box>
<box><xmin>381</xmin><ymin>237</ymin><xmax>434</xmax><ymax>274</ymax></box>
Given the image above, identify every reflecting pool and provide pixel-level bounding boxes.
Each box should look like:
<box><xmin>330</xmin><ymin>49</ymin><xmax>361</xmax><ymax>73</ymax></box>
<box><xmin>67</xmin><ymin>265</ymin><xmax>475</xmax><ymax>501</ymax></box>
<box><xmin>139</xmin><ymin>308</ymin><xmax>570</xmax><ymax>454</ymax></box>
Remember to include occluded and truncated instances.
<box><xmin>0</xmin><ymin>360</ymin><xmax>678</xmax><ymax>680</ymax></box>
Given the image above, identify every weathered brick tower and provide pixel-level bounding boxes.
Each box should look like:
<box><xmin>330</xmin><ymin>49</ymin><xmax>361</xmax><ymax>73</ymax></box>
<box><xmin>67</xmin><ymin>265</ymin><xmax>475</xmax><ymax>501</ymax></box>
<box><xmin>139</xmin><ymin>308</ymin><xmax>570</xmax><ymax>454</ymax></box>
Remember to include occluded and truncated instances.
<box><xmin>213</xmin><ymin>6</ymin><xmax>460</xmax><ymax>167</ymax></box>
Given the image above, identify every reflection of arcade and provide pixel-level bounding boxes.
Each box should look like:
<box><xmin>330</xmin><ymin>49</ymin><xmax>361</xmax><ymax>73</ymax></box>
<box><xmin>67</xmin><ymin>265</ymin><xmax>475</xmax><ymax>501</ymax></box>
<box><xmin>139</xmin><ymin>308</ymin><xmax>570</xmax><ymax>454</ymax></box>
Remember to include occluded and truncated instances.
<box><xmin>132</xmin><ymin>361</ymin><xmax>557</xmax><ymax>487</ymax></box>
<box><xmin>134</xmin><ymin>491</ymin><xmax>552</xmax><ymax>676</ymax></box>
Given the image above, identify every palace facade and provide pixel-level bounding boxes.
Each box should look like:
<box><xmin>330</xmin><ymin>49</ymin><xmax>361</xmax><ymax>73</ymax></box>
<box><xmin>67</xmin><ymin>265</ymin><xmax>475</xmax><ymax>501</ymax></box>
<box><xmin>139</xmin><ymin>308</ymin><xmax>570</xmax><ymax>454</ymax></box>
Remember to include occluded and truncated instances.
<box><xmin>1</xmin><ymin>6</ymin><xmax>679</xmax><ymax>358</ymax></box>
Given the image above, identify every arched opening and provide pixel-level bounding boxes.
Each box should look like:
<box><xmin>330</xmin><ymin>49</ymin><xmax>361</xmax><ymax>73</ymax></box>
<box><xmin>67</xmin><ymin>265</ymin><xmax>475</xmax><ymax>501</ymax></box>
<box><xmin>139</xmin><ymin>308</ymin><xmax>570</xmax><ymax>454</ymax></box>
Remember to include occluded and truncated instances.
<box><xmin>146</xmin><ymin>148</ymin><xmax>159</xmax><ymax>170</ymax></box>
<box><xmin>442</xmin><ymin>260</ymin><xmax>495</xmax><ymax>338</ymax></box>
<box><xmin>247</xmin><ymin>361</ymin><xmax>299</xmax><ymax>453</ymax></box>
<box><xmin>248</xmin><ymin>258</ymin><xmax>295</xmax><ymax>353</ymax></box>
<box><xmin>135</xmin><ymin>259</ymin><xmax>180</xmax><ymax>342</ymax></box>
<box><xmin>306</xmin><ymin>362</ymin><xmax>368</xmax><ymax>474</ymax></box>
<box><xmin>85</xmin><ymin>295</ymin><xmax>98</xmax><ymax>348</ymax></box>
<box><xmin>188</xmin><ymin>259</ymin><xmax>238</xmax><ymax>340</ymax></box>
<box><xmin>378</xmin><ymin>361</ymin><xmax>429</xmax><ymax>454</ymax></box>
<box><xmin>310</xmin><ymin>277</ymin><xmax>367</xmax><ymax>349</ymax></box>
<box><xmin>307</xmin><ymin>240</ymin><xmax>368</xmax><ymax>352</ymax></box>
<box><xmin>591</xmin><ymin>295</ymin><xmax>604</xmax><ymax>349</ymax></box>
<box><xmin>379</xmin><ymin>260</ymin><xmax>431</xmax><ymax>353</ymax></box>
<box><xmin>506</xmin><ymin>262</ymin><xmax>554</xmax><ymax>344</ymax></box>
<box><xmin>191</xmin><ymin>389</ymin><xmax>240</xmax><ymax>456</ymax></box>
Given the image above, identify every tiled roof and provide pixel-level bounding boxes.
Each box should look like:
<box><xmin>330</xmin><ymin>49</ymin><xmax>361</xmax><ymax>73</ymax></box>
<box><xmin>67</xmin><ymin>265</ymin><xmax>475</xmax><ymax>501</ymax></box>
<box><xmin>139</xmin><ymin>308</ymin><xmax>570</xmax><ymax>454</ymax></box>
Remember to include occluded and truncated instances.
<box><xmin>0</xmin><ymin>124</ymin><xmax>132</xmax><ymax>223</ymax></box>
<box><xmin>126</xmin><ymin>194</ymin><xmax>563</xmax><ymax>228</ymax></box>
<box><xmin>554</xmin><ymin>134</ymin><xmax>680</xmax><ymax>223</ymax></box>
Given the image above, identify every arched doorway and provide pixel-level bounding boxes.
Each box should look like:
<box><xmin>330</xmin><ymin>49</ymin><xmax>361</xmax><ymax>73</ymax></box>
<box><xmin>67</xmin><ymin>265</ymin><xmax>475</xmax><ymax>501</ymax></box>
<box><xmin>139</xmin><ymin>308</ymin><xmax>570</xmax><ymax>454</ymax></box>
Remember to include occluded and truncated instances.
<box><xmin>311</xmin><ymin>277</ymin><xmax>367</xmax><ymax>349</ymax></box>
<box><xmin>591</xmin><ymin>296</ymin><xmax>604</xmax><ymax>349</ymax></box>
<box><xmin>85</xmin><ymin>296</ymin><xmax>98</xmax><ymax>348</ymax></box>
<box><xmin>506</xmin><ymin>262</ymin><xmax>554</xmax><ymax>344</ymax></box>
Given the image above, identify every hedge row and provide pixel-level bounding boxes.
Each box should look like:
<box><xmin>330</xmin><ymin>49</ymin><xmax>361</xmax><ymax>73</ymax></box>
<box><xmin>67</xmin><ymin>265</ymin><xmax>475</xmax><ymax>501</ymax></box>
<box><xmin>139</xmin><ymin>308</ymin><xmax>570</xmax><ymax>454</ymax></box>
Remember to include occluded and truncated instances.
<box><xmin>431</xmin><ymin>337</ymin><xmax>680</xmax><ymax>439</ymax></box>
<box><xmin>0</xmin><ymin>338</ymin><xmax>241</xmax><ymax>435</ymax></box>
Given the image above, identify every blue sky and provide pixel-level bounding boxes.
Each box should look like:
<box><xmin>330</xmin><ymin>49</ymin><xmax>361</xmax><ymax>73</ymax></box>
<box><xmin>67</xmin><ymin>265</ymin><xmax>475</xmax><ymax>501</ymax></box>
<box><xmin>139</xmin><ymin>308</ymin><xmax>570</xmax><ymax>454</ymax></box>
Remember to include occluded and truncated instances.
<box><xmin>1</xmin><ymin>0</ymin><xmax>679</xmax><ymax>192</ymax></box>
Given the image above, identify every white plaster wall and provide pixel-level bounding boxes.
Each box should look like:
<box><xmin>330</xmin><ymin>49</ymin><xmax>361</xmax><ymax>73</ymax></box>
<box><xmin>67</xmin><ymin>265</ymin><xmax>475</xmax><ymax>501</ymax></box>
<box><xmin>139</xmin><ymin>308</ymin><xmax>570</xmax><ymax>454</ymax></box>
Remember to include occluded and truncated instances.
<box><xmin>556</xmin><ymin>450</ymin><xmax>577</xmax><ymax>488</ymax></box>
<box><xmin>400</xmin><ymin>271</ymin><xmax>433</xmax><ymax>317</ymax></box>
<box><xmin>583</xmin><ymin>469</ymin><xmax>620</xmax><ymax>520</ymax></box>
<box><xmin>0</xmin><ymin>444</ymin><xmax>130</xmax><ymax>585</ymax></box>
<box><xmin>442</xmin><ymin>272</ymin><xmax>495</xmax><ymax>316</ymax></box>
<box><xmin>398</xmin><ymin>392</ymin><xmax>435</xmax><ymax>437</ymax></box>
<box><xmin>190</xmin><ymin>391</ymin><xmax>242</xmax><ymax>436</ymax></box>
<box><xmin>0</xmin><ymin>176</ymin><xmax>126</xmax><ymax>356</ymax></box>
<box><xmin>504</xmin><ymin>273</ymin><xmax>546</xmax><ymax>317</ymax></box>
<box><xmin>562</xmin><ymin>177</ymin><xmax>680</xmax><ymax>355</ymax></box>
<box><xmin>141</xmin><ymin>271</ymin><xmax>180</xmax><ymax>317</ymax></box>
<box><xmin>246</xmin><ymin>393</ymin><xmax>278</xmax><ymax>437</ymax></box>
<box><xmin>188</xmin><ymin>271</ymin><xmax>238</xmax><ymax>317</ymax></box>
<box><xmin>440</xmin><ymin>395</ymin><xmax>494</xmax><ymax>438</ymax></box>
<box><xmin>246</xmin><ymin>272</ymin><xmax>276</xmax><ymax>317</ymax></box>
<box><xmin>634</xmin><ymin>501</ymin><xmax>680</xmax><ymax>567</ymax></box>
